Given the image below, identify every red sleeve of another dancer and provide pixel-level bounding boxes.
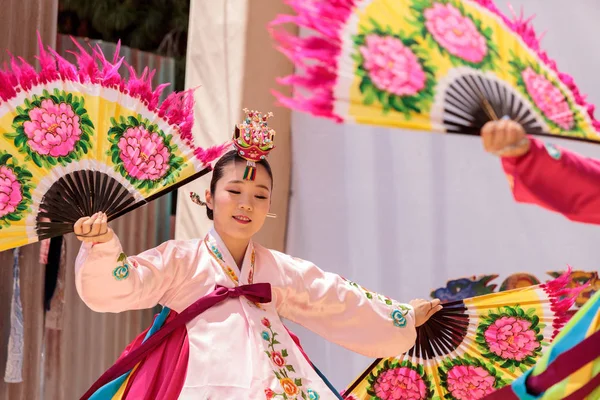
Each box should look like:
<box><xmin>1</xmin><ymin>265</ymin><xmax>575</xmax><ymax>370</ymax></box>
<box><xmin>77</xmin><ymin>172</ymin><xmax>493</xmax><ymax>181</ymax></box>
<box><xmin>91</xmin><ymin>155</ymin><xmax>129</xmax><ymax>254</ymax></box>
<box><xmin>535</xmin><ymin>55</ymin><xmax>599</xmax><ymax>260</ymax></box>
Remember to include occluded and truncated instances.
<box><xmin>501</xmin><ymin>137</ymin><xmax>600</xmax><ymax>224</ymax></box>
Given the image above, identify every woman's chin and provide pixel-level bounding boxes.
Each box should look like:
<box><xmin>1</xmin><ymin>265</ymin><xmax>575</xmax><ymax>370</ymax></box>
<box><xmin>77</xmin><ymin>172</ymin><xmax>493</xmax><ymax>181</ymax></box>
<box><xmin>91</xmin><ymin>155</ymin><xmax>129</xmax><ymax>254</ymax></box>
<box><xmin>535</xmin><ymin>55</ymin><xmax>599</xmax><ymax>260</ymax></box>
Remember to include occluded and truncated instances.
<box><xmin>218</xmin><ymin>223</ymin><xmax>257</xmax><ymax>241</ymax></box>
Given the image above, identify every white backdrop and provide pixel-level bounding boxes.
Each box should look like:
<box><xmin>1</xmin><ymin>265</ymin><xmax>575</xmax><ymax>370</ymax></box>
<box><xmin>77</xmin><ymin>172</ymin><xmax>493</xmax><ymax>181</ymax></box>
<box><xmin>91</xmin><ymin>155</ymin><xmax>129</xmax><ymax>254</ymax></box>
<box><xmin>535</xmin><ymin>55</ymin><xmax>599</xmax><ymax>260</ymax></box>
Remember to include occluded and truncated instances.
<box><xmin>284</xmin><ymin>0</ymin><xmax>600</xmax><ymax>390</ymax></box>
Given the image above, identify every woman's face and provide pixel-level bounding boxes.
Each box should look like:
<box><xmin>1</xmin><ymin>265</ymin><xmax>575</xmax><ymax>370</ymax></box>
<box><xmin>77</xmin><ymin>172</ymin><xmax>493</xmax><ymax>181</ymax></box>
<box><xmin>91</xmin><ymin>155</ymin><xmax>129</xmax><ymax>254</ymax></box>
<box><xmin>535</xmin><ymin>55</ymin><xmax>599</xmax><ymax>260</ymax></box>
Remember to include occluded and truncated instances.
<box><xmin>206</xmin><ymin>160</ymin><xmax>272</xmax><ymax>242</ymax></box>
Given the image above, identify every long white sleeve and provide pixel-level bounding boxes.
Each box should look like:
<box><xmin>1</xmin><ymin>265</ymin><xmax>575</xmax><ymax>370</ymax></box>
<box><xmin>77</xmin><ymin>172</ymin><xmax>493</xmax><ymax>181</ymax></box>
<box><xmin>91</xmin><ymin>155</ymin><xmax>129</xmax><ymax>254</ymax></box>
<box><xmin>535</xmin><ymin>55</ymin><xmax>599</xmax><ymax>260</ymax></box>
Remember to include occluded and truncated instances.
<box><xmin>272</xmin><ymin>251</ymin><xmax>417</xmax><ymax>358</ymax></box>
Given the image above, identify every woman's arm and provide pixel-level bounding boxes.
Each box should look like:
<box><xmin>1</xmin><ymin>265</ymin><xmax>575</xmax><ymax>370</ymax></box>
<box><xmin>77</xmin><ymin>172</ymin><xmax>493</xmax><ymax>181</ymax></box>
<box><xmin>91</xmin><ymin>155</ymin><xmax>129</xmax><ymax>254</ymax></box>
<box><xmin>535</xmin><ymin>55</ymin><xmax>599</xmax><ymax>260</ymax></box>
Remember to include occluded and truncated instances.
<box><xmin>273</xmin><ymin>252</ymin><xmax>440</xmax><ymax>358</ymax></box>
<box><xmin>482</xmin><ymin>120</ymin><xmax>600</xmax><ymax>224</ymax></box>
<box><xmin>74</xmin><ymin>213</ymin><xmax>195</xmax><ymax>312</ymax></box>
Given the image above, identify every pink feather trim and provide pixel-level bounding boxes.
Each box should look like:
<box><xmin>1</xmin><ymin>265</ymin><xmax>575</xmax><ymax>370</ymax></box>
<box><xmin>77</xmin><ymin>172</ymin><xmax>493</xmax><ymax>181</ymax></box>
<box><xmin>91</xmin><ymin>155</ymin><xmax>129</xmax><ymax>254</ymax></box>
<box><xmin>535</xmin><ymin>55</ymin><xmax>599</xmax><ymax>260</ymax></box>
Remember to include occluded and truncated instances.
<box><xmin>0</xmin><ymin>33</ymin><xmax>229</xmax><ymax>167</ymax></box>
<box><xmin>540</xmin><ymin>265</ymin><xmax>588</xmax><ymax>339</ymax></box>
<box><xmin>269</xmin><ymin>0</ymin><xmax>355</xmax><ymax>121</ymax></box>
<box><xmin>271</xmin><ymin>0</ymin><xmax>600</xmax><ymax>132</ymax></box>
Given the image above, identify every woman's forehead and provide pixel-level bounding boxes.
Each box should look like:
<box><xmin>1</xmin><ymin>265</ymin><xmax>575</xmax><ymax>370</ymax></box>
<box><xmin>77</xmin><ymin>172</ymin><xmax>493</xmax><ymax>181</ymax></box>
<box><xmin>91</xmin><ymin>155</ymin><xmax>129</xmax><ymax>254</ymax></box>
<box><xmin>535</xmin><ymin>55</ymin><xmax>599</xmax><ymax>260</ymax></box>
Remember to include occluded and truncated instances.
<box><xmin>222</xmin><ymin>162</ymin><xmax>272</xmax><ymax>188</ymax></box>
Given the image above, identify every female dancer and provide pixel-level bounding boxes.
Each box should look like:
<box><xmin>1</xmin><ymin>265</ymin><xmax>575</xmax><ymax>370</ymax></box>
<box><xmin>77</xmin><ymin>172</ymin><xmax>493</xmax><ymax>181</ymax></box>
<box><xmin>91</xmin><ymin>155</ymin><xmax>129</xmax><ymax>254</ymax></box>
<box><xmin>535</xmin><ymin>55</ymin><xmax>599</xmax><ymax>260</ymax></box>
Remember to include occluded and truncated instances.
<box><xmin>481</xmin><ymin>119</ymin><xmax>600</xmax><ymax>224</ymax></box>
<box><xmin>74</xmin><ymin>109</ymin><xmax>441</xmax><ymax>399</ymax></box>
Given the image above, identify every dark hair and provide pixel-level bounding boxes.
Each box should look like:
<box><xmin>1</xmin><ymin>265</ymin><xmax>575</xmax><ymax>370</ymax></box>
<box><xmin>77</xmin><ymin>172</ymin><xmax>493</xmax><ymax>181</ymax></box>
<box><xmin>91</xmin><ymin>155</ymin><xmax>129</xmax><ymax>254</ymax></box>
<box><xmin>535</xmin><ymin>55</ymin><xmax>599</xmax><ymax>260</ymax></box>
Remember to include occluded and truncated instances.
<box><xmin>206</xmin><ymin>150</ymin><xmax>273</xmax><ymax>220</ymax></box>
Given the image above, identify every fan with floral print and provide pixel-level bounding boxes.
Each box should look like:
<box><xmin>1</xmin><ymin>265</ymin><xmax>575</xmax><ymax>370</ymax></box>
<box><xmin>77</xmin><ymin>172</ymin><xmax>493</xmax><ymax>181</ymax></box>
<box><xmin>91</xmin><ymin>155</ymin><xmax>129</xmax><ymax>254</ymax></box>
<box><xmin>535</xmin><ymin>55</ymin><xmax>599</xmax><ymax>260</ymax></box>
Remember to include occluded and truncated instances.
<box><xmin>270</xmin><ymin>0</ymin><xmax>600</xmax><ymax>144</ymax></box>
<box><xmin>0</xmin><ymin>37</ymin><xmax>229</xmax><ymax>252</ymax></box>
<box><xmin>341</xmin><ymin>269</ymin><xmax>582</xmax><ymax>400</ymax></box>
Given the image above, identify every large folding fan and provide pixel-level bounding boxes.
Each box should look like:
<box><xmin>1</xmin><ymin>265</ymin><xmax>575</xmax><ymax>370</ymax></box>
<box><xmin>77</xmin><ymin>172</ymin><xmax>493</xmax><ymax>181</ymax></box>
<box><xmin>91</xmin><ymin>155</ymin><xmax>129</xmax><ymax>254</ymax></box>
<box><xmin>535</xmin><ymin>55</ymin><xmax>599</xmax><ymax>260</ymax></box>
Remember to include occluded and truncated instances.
<box><xmin>341</xmin><ymin>269</ymin><xmax>582</xmax><ymax>400</ymax></box>
<box><xmin>270</xmin><ymin>0</ymin><xmax>600</xmax><ymax>143</ymax></box>
<box><xmin>0</xmin><ymin>37</ymin><xmax>229</xmax><ymax>252</ymax></box>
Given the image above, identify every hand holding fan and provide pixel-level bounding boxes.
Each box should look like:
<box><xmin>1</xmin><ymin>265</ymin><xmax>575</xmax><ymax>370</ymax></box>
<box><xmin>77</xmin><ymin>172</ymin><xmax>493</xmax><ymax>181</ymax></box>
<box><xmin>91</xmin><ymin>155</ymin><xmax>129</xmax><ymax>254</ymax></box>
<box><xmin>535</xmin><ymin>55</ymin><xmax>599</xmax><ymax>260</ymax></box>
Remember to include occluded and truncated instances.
<box><xmin>342</xmin><ymin>269</ymin><xmax>583</xmax><ymax>400</ymax></box>
<box><xmin>270</xmin><ymin>0</ymin><xmax>600</xmax><ymax>143</ymax></box>
<box><xmin>0</xmin><ymin>37</ymin><xmax>229</xmax><ymax>252</ymax></box>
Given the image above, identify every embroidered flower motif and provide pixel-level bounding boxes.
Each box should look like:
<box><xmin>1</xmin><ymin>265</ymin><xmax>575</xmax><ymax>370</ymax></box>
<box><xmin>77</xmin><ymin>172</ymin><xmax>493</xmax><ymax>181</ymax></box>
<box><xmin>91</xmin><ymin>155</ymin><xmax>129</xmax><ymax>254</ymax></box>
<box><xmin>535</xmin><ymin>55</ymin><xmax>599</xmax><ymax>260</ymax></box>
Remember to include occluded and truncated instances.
<box><xmin>264</xmin><ymin>388</ymin><xmax>275</xmax><ymax>399</ymax></box>
<box><xmin>280</xmin><ymin>377</ymin><xmax>299</xmax><ymax>397</ymax></box>
<box><xmin>307</xmin><ymin>388</ymin><xmax>320</xmax><ymax>400</ymax></box>
<box><xmin>210</xmin><ymin>244</ymin><xmax>224</xmax><ymax>261</ymax></box>
<box><xmin>445</xmin><ymin>365</ymin><xmax>496</xmax><ymax>399</ymax></box>
<box><xmin>391</xmin><ymin>309</ymin><xmax>408</xmax><ymax>328</ymax></box>
<box><xmin>545</xmin><ymin>143</ymin><xmax>561</xmax><ymax>160</ymax></box>
<box><xmin>23</xmin><ymin>99</ymin><xmax>83</xmax><ymax>157</ymax></box>
<box><xmin>342</xmin><ymin>277</ymin><xmax>393</xmax><ymax>305</ymax></box>
<box><xmin>262</xmin><ymin>319</ymin><xmax>316</xmax><ymax>399</ymax></box>
<box><xmin>113</xmin><ymin>252</ymin><xmax>130</xmax><ymax>281</ymax></box>
<box><xmin>113</xmin><ymin>265</ymin><xmax>129</xmax><ymax>280</ymax></box>
<box><xmin>271</xmin><ymin>351</ymin><xmax>285</xmax><ymax>367</ymax></box>
<box><xmin>0</xmin><ymin>166</ymin><xmax>22</xmax><ymax>218</ymax></box>
<box><xmin>423</xmin><ymin>3</ymin><xmax>487</xmax><ymax>64</ymax></box>
<box><xmin>484</xmin><ymin>316</ymin><xmax>539</xmax><ymax>361</ymax></box>
<box><xmin>359</xmin><ymin>34</ymin><xmax>427</xmax><ymax>97</ymax></box>
<box><xmin>521</xmin><ymin>67</ymin><xmax>574</xmax><ymax>130</ymax></box>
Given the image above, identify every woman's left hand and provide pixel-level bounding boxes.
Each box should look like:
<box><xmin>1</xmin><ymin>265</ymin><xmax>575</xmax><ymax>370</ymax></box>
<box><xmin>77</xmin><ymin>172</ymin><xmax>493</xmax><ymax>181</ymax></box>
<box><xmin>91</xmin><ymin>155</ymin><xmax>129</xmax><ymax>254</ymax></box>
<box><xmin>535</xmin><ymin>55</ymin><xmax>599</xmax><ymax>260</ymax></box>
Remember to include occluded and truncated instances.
<box><xmin>409</xmin><ymin>298</ymin><xmax>443</xmax><ymax>327</ymax></box>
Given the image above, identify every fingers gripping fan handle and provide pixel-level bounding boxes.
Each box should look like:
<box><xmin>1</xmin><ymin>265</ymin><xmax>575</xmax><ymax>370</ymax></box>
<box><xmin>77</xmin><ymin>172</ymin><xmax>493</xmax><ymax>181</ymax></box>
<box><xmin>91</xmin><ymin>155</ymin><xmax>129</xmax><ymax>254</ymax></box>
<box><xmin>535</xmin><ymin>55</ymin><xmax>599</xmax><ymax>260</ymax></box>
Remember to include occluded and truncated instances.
<box><xmin>0</xmin><ymin>36</ymin><xmax>230</xmax><ymax>252</ymax></box>
<box><xmin>271</xmin><ymin>0</ymin><xmax>600</xmax><ymax>144</ymax></box>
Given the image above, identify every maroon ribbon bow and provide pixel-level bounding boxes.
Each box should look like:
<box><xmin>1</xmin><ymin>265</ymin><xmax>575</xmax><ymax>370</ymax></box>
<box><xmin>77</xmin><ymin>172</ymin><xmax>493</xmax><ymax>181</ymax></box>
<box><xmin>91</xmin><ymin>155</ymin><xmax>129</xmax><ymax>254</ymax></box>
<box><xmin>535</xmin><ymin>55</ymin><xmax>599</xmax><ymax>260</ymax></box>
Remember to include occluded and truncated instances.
<box><xmin>81</xmin><ymin>282</ymin><xmax>272</xmax><ymax>399</ymax></box>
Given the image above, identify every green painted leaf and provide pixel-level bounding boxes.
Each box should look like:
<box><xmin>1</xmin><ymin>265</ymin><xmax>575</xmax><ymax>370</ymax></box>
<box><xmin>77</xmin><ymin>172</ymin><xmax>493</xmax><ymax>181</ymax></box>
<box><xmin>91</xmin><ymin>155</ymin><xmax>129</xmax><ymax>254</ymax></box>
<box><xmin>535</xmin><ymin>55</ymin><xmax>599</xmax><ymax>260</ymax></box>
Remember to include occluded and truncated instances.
<box><xmin>6</xmin><ymin>213</ymin><xmax>21</xmax><ymax>221</ymax></box>
<box><xmin>31</xmin><ymin>153</ymin><xmax>43</xmax><ymax>168</ymax></box>
<box><xmin>0</xmin><ymin>154</ymin><xmax>12</xmax><ymax>165</ymax></box>
<box><xmin>128</xmin><ymin>116</ymin><xmax>140</xmax><ymax>126</ymax></box>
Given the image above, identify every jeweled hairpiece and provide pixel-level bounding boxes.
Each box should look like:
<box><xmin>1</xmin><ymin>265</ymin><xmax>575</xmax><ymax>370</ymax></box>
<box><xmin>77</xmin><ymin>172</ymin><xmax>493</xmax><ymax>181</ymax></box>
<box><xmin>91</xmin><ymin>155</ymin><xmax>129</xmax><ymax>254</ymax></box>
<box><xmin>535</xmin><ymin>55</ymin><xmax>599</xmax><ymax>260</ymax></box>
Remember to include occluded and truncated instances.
<box><xmin>233</xmin><ymin>108</ymin><xmax>276</xmax><ymax>181</ymax></box>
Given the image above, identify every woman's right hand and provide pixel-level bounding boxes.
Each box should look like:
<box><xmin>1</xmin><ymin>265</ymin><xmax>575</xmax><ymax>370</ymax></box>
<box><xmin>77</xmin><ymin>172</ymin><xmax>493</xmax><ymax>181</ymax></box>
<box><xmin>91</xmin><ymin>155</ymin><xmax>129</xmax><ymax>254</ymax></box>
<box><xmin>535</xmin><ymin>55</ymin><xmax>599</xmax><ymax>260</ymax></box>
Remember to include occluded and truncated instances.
<box><xmin>410</xmin><ymin>298</ymin><xmax>443</xmax><ymax>327</ymax></box>
<box><xmin>74</xmin><ymin>212</ymin><xmax>114</xmax><ymax>243</ymax></box>
<box><xmin>481</xmin><ymin>119</ymin><xmax>531</xmax><ymax>157</ymax></box>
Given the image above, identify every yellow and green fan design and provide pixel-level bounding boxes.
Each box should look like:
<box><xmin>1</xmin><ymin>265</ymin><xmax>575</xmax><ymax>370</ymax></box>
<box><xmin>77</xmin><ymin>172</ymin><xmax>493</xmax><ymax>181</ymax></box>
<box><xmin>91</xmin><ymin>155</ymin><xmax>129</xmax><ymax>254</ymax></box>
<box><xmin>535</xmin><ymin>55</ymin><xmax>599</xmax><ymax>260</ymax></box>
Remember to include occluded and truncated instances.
<box><xmin>0</xmin><ymin>37</ymin><xmax>229</xmax><ymax>252</ymax></box>
<box><xmin>271</xmin><ymin>0</ymin><xmax>600</xmax><ymax>143</ymax></box>
<box><xmin>342</xmin><ymin>270</ymin><xmax>581</xmax><ymax>400</ymax></box>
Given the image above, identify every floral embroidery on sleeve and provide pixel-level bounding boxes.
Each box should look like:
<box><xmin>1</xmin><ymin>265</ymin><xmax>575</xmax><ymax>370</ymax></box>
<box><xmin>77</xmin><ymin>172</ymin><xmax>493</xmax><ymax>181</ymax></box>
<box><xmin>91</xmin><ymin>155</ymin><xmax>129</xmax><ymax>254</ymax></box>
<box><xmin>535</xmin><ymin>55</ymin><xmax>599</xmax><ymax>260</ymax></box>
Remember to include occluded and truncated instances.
<box><xmin>342</xmin><ymin>277</ymin><xmax>413</xmax><ymax>329</ymax></box>
<box><xmin>341</xmin><ymin>277</ymin><xmax>394</xmax><ymax>305</ymax></box>
<box><xmin>112</xmin><ymin>252</ymin><xmax>130</xmax><ymax>280</ymax></box>
<box><xmin>261</xmin><ymin>318</ymin><xmax>319</xmax><ymax>399</ymax></box>
<box><xmin>391</xmin><ymin>307</ymin><xmax>411</xmax><ymax>328</ymax></box>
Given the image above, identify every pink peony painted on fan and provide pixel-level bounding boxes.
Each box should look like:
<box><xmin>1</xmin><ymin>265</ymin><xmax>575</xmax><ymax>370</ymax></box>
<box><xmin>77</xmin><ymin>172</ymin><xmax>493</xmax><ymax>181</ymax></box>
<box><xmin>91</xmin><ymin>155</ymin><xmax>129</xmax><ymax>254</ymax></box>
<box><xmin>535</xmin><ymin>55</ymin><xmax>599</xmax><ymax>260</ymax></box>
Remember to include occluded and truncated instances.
<box><xmin>359</xmin><ymin>34</ymin><xmax>426</xmax><ymax>96</ymax></box>
<box><xmin>445</xmin><ymin>365</ymin><xmax>496</xmax><ymax>399</ymax></box>
<box><xmin>23</xmin><ymin>100</ymin><xmax>82</xmax><ymax>157</ymax></box>
<box><xmin>117</xmin><ymin>126</ymin><xmax>171</xmax><ymax>181</ymax></box>
<box><xmin>484</xmin><ymin>316</ymin><xmax>539</xmax><ymax>361</ymax></box>
<box><xmin>0</xmin><ymin>166</ymin><xmax>22</xmax><ymax>217</ymax></box>
<box><xmin>373</xmin><ymin>367</ymin><xmax>427</xmax><ymax>400</ymax></box>
<box><xmin>521</xmin><ymin>67</ymin><xmax>574</xmax><ymax>129</ymax></box>
<box><xmin>424</xmin><ymin>3</ymin><xmax>488</xmax><ymax>64</ymax></box>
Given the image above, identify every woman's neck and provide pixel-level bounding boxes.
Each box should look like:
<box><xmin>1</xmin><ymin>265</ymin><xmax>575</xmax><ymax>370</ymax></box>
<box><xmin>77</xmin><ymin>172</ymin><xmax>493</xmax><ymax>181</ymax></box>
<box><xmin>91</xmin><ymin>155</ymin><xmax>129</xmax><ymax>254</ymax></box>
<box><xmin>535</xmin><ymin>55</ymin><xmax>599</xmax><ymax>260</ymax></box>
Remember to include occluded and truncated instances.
<box><xmin>217</xmin><ymin>230</ymin><xmax>250</xmax><ymax>269</ymax></box>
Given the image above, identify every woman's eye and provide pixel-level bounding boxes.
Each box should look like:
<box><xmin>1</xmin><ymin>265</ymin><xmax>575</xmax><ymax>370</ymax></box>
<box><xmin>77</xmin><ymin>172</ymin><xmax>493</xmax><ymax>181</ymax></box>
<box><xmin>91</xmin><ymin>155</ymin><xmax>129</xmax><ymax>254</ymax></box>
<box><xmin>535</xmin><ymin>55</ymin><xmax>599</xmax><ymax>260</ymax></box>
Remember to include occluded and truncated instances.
<box><xmin>227</xmin><ymin>190</ymin><xmax>240</xmax><ymax>194</ymax></box>
<box><xmin>255</xmin><ymin>195</ymin><xmax>268</xmax><ymax>200</ymax></box>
